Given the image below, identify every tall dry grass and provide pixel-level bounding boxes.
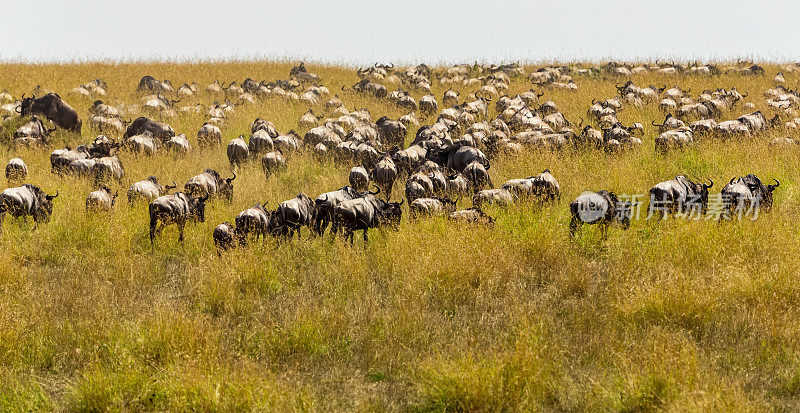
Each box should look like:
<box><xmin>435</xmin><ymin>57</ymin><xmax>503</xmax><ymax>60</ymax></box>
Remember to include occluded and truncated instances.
<box><xmin>0</xmin><ymin>61</ymin><xmax>799</xmax><ymax>410</ymax></box>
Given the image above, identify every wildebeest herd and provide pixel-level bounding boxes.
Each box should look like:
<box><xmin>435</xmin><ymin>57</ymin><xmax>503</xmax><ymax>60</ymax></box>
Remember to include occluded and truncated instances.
<box><xmin>0</xmin><ymin>61</ymin><xmax>792</xmax><ymax>251</ymax></box>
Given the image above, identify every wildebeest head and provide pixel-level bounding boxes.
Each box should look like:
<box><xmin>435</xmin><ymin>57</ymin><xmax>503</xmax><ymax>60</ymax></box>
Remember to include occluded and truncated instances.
<box><xmin>378</xmin><ymin>197</ymin><xmax>404</xmax><ymax>229</ymax></box>
<box><xmin>19</xmin><ymin>93</ymin><xmax>36</xmax><ymax>116</ymax></box>
<box><xmin>219</xmin><ymin>172</ymin><xmax>236</xmax><ymax>201</ymax></box>
<box><xmin>190</xmin><ymin>194</ymin><xmax>209</xmax><ymax>223</ymax></box>
<box><xmin>31</xmin><ymin>185</ymin><xmax>59</xmax><ymax>223</ymax></box>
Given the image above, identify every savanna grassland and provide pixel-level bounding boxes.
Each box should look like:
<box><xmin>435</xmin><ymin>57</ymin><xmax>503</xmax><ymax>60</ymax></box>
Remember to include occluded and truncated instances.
<box><xmin>2</xmin><ymin>61</ymin><xmax>800</xmax><ymax>411</ymax></box>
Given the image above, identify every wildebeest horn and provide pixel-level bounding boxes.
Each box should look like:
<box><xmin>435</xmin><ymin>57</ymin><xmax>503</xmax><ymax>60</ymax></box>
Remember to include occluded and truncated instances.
<box><xmin>729</xmin><ymin>177</ymin><xmax>736</xmax><ymax>185</ymax></box>
<box><xmin>397</xmin><ymin>197</ymin><xmax>405</xmax><ymax>206</ymax></box>
<box><xmin>21</xmin><ymin>93</ymin><xmax>27</xmax><ymax>100</ymax></box>
<box><xmin>341</xmin><ymin>85</ymin><xmax>347</xmax><ymax>91</ymax></box>
<box><xmin>47</xmin><ymin>190</ymin><xmax>59</xmax><ymax>199</ymax></box>
<box><xmin>770</xmin><ymin>178</ymin><xmax>780</xmax><ymax>189</ymax></box>
<box><xmin>369</xmin><ymin>185</ymin><xmax>381</xmax><ymax>195</ymax></box>
<box><xmin>651</xmin><ymin>120</ymin><xmax>662</xmax><ymax>126</ymax></box>
<box><xmin>704</xmin><ymin>179</ymin><xmax>713</xmax><ymax>189</ymax></box>
<box><xmin>591</xmin><ymin>98</ymin><xmax>597</xmax><ymax>105</ymax></box>
<box><xmin>228</xmin><ymin>172</ymin><xmax>236</xmax><ymax>182</ymax></box>
<box><xmin>741</xmin><ymin>91</ymin><xmax>749</xmax><ymax>98</ymax></box>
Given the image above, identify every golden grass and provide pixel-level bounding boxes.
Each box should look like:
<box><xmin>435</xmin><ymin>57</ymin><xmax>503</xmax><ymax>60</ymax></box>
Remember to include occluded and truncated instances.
<box><xmin>1</xmin><ymin>61</ymin><xmax>800</xmax><ymax>410</ymax></box>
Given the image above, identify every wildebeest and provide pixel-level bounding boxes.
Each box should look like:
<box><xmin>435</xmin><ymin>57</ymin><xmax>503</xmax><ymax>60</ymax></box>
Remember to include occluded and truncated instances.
<box><xmin>227</xmin><ymin>136</ymin><xmax>250</xmax><ymax>168</ymax></box>
<box><xmin>314</xmin><ymin>186</ymin><xmax>372</xmax><ymax>236</ymax></box>
<box><xmin>126</xmin><ymin>131</ymin><xmax>160</xmax><ymax>156</ymax></box>
<box><xmin>448</xmin><ymin>207</ymin><xmax>494</xmax><ymax>225</ymax></box>
<box><xmin>569</xmin><ymin>190</ymin><xmax>633</xmax><ymax>238</ymax></box>
<box><xmin>648</xmin><ymin>175</ymin><xmax>713</xmax><ymax>218</ymax></box>
<box><xmin>137</xmin><ymin>76</ymin><xmax>173</xmax><ymax>93</ymax></box>
<box><xmin>86</xmin><ymin>186</ymin><xmax>118</xmax><ymax>212</ymax></box>
<box><xmin>165</xmin><ymin>134</ymin><xmax>191</xmax><ymax>155</ymax></box>
<box><xmin>370</xmin><ymin>154</ymin><xmax>398</xmax><ymax>197</ymax></box>
<box><xmin>235</xmin><ymin>203</ymin><xmax>273</xmax><ymax>243</ymax></box>
<box><xmin>13</xmin><ymin>115</ymin><xmax>54</xmax><ymax>147</ymax></box>
<box><xmin>720</xmin><ymin>174</ymin><xmax>780</xmax><ymax>217</ymax></box>
<box><xmin>428</xmin><ymin>143</ymin><xmax>490</xmax><ymax>172</ymax></box>
<box><xmin>472</xmin><ymin>188</ymin><xmax>514</xmax><ymax>208</ymax></box>
<box><xmin>248</xmin><ymin>129</ymin><xmax>274</xmax><ymax>155</ymax></box>
<box><xmin>261</xmin><ymin>150</ymin><xmax>286</xmax><ymax>178</ymax></box>
<box><xmin>91</xmin><ymin>156</ymin><xmax>125</xmax><ymax>183</ymax></box>
<box><xmin>0</xmin><ymin>184</ymin><xmax>58</xmax><ymax>230</ymax></box>
<box><xmin>19</xmin><ymin>93</ymin><xmax>82</xmax><ymax>133</ymax></box>
<box><xmin>334</xmin><ymin>195</ymin><xmax>404</xmax><ymax>243</ymax></box>
<box><xmin>128</xmin><ymin>176</ymin><xmax>176</xmax><ymax>203</ymax></box>
<box><xmin>5</xmin><ymin>158</ymin><xmax>28</xmax><ymax>181</ymax></box>
<box><xmin>376</xmin><ymin>116</ymin><xmax>407</xmax><ymax>147</ymax></box>
<box><xmin>409</xmin><ymin>197</ymin><xmax>456</xmax><ymax>218</ymax></box>
<box><xmin>148</xmin><ymin>192</ymin><xmax>208</xmax><ymax>243</ymax></box>
<box><xmin>197</xmin><ymin>122</ymin><xmax>222</xmax><ymax>148</ymax></box>
<box><xmin>349</xmin><ymin>165</ymin><xmax>370</xmax><ymax>190</ymax></box>
<box><xmin>184</xmin><ymin>169</ymin><xmax>236</xmax><ymax>202</ymax></box>
<box><xmin>275</xmin><ymin>193</ymin><xmax>315</xmax><ymax>238</ymax></box>
<box><xmin>213</xmin><ymin>221</ymin><xmax>237</xmax><ymax>253</ymax></box>
<box><xmin>123</xmin><ymin>117</ymin><xmax>175</xmax><ymax>141</ymax></box>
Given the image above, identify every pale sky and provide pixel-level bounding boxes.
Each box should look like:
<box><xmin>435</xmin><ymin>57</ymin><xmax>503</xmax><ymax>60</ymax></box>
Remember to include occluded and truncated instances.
<box><xmin>3</xmin><ymin>0</ymin><xmax>798</xmax><ymax>64</ymax></box>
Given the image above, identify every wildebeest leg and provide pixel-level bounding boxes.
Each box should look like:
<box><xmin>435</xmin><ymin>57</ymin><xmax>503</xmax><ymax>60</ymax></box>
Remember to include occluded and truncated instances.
<box><xmin>569</xmin><ymin>216</ymin><xmax>581</xmax><ymax>238</ymax></box>
<box><xmin>178</xmin><ymin>219</ymin><xmax>186</xmax><ymax>242</ymax></box>
<box><xmin>363</xmin><ymin>229</ymin><xmax>368</xmax><ymax>243</ymax></box>
<box><xmin>150</xmin><ymin>216</ymin><xmax>158</xmax><ymax>244</ymax></box>
<box><xmin>600</xmin><ymin>222</ymin><xmax>609</xmax><ymax>239</ymax></box>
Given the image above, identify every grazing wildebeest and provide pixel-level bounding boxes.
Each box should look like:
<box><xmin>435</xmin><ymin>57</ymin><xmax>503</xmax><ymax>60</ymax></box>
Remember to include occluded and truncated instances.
<box><xmin>227</xmin><ymin>136</ymin><xmax>250</xmax><ymax>168</ymax></box>
<box><xmin>569</xmin><ymin>190</ymin><xmax>633</xmax><ymax>238</ymax></box>
<box><xmin>376</xmin><ymin>116</ymin><xmax>407</xmax><ymax>147</ymax></box>
<box><xmin>5</xmin><ymin>158</ymin><xmax>27</xmax><ymax>181</ymax></box>
<box><xmin>313</xmin><ymin>186</ymin><xmax>376</xmax><ymax>236</ymax></box>
<box><xmin>197</xmin><ymin>122</ymin><xmax>222</xmax><ymax>148</ymax></box>
<box><xmin>91</xmin><ymin>156</ymin><xmax>125</xmax><ymax>183</ymax></box>
<box><xmin>126</xmin><ymin>131</ymin><xmax>160</xmax><ymax>156</ymax></box>
<box><xmin>462</xmin><ymin>160</ymin><xmax>492</xmax><ymax>193</ymax></box>
<box><xmin>0</xmin><ymin>184</ymin><xmax>58</xmax><ymax>231</ymax></box>
<box><xmin>213</xmin><ymin>221</ymin><xmax>237</xmax><ymax>253</ymax></box>
<box><xmin>720</xmin><ymin>174</ymin><xmax>780</xmax><ymax>217</ymax></box>
<box><xmin>473</xmin><ymin>188</ymin><xmax>514</xmax><ymax>208</ymax></box>
<box><xmin>13</xmin><ymin>115</ymin><xmax>54</xmax><ymax>147</ymax></box>
<box><xmin>86</xmin><ymin>186</ymin><xmax>118</xmax><ymax>212</ymax></box>
<box><xmin>419</xmin><ymin>95</ymin><xmax>438</xmax><ymax>116</ymax></box>
<box><xmin>137</xmin><ymin>76</ymin><xmax>173</xmax><ymax>93</ymax></box>
<box><xmin>648</xmin><ymin>175</ymin><xmax>713</xmax><ymax>218</ymax></box>
<box><xmin>448</xmin><ymin>207</ymin><xmax>494</xmax><ymax>225</ymax></box>
<box><xmin>334</xmin><ymin>195</ymin><xmax>404</xmax><ymax>243</ymax></box>
<box><xmin>349</xmin><ymin>165</ymin><xmax>370</xmax><ymax>190</ymax></box>
<box><xmin>409</xmin><ymin>197</ymin><xmax>456</xmax><ymax>218</ymax></box>
<box><xmin>123</xmin><ymin>117</ymin><xmax>175</xmax><ymax>141</ymax></box>
<box><xmin>275</xmin><ymin>193</ymin><xmax>315</xmax><ymax>238</ymax></box>
<box><xmin>19</xmin><ymin>93</ymin><xmax>82</xmax><ymax>133</ymax></box>
<box><xmin>185</xmin><ymin>169</ymin><xmax>236</xmax><ymax>202</ymax></box>
<box><xmin>165</xmin><ymin>134</ymin><xmax>191</xmax><ymax>155</ymax></box>
<box><xmin>128</xmin><ymin>176</ymin><xmax>176</xmax><ymax>203</ymax></box>
<box><xmin>428</xmin><ymin>143</ymin><xmax>490</xmax><ymax>172</ymax></box>
<box><xmin>261</xmin><ymin>150</ymin><xmax>286</xmax><ymax>178</ymax></box>
<box><xmin>148</xmin><ymin>192</ymin><xmax>208</xmax><ymax>243</ymax></box>
<box><xmin>235</xmin><ymin>203</ymin><xmax>273</xmax><ymax>243</ymax></box>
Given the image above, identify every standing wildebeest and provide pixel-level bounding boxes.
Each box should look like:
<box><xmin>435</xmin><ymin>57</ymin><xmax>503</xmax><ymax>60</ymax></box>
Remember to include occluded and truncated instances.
<box><xmin>128</xmin><ymin>176</ymin><xmax>176</xmax><ymax>203</ymax></box>
<box><xmin>275</xmin><ymin>193</ymin><xmax>315</xmax><ymax>238</ymax></box>
<box><xmin>569</xmin><ymin>190</ymin><xmax>633</xmax><ymax>238</ymax></box>
<box><xmin>720</xmin><ymin>174</ymin><xmax>780</xmax><ymax>217</ymax></box>
<box><xmin>213</xmin><ymin>221</ymin><xmax>237</xmax><ymax>253</ymax></box>
<box><xmin>227</xmin><ymin>136</ymin><xmax>250</xmax><ymax>168</ymax></box>
<box><xmin>185</xmin><ymin>169</ymin><xmax>236</xmax><ymax>202</ymax></box>
<box><xmin>261</xmin><ymin>150</ymin><xmax>286</xmax><ymax>178</ymax></box>
<box><xmin>19</xmin><ymin>93</ymin><xmax>82</xmax><ymax>133</ymax></box>
<box><xmin>334</xmin><ymin>195</ymin><xmax>404</xmax><ymax>243</ymax></box>
<box><xmin>137</xmin><ymin>76</ymin><xmax>173</xmax><ymax>93</ymax></box>
<box><xmin>349</xmin><ymin>165</ymin><xmax>370</xmax><ymax>190</ymax></box>
<box><xmin>197</xmin><ymin>122</ymin><xmax>222</xmax><ymax>148</ymax></box>
<box><xmin>5</xmin><ymin>158</ymin><xmax>27</xmax><ymax>181</ymax></box>
<box><xmin>86</xmin><ymin>186</ymin><xmax>118</xmax><ymax>212</ymax></box>
<box><xmin>123</xmin><ymin>117</ymin><xmax>175</xmax><ymax>141</ymax></box>
<box><xmin>148</xmin><ymin>192</ymin><xmax>208</xmax><ymax>243</ymax></box>
<box><xmin>428</xmin><ymin>143</ymin><xmax>490</xmax><ymax>172</ymax></box>
<box><xmin>313</xmin><ymin>186</ymin><xmax>376</xmax><ymax>236</ymax></box>
<box><xmin>0</xmin><ymin>184</ymin><xmax>58</xmax><ymax>231</ymax></box>
<box><xmin>248</xmin><ymin>129</ymin><xmax>274</xmax><ymax>155</ymax></box>
<box><xmin>648</xmin><ymin>175</ymin><xmax>713</xmax><ymax>218</ymax></box>
<box><xmin>376</xmin><ymin>116</ymin><xmax>407</xmax><ymax>147</ymax></box>
<box><xmin>165</xmin><ymin>134</ymin><xmax>191</xmax><ymax>156</ymax></box>
<box><xmin>235</xmin><ymin>203</ymin><xmax>273</xmax><ymax>243</ymax></box>
<box><xmin>463</xmin><ymin>160</ymin><xmax>492</xmax><ymax>193</ymax></box>
<box><xmin>371</xmin><ymin>154</ymin><xmax>398</xmax><ymax>198</ymax></box>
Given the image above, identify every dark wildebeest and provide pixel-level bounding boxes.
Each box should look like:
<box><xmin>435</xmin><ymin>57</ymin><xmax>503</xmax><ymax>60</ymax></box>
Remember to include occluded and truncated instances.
<box><xmin>184</xmin><ymin>169</ymin><xmax>236</xmax><ymax>202</ymax></box>
<box><xmin>137</xmin><ymin>75</ymin><xmax>173</xmax><ymax>93</ymax></box>
<box><xmin>334</xmin><ymin>195</ymin><xmax>404</xmax><ymax>243</ymax></box>
<box><xmin>720</xmin><ymin>174</ymin><xmax>780</xmax><ymax>218</ymax></box>
<box><xmin>648</xmin><ymin>175</ymin><xmax>713</xmax><ymax>219</ymax></box>
<box><xmin>148</xmin><ymin>192</ymin><xmax>208</xmax><ymax>243</ymax></box>
<box><xmin>428</xmin><ymin>143</ymin><xmax>490</xmax><ymax>172</ymax></box>
<box><xmin>128</xmin><ymin>176</ymin><xmax>176</xmax><ymax>203</ymax></box>
<box><xmin>5</xmin><ymin>158</ymin><xmax>28</xmax><ymax>181</ymax></box>
<box><xmin>86</xmin><ymin>186</ymin><xmax>118</xmax><ymax>212</ymax></box>
<box><xmin>313</xmin><ymin>186</ymin><xmax>377</xmax><ymax>236</ymax></box>
<box><xmin>409</xmin><ymin>197</ymin><xmax>457</xmax><ymax>218</ymax></box>
<box><xmin>235</xmin><ymin>203</ymin><xmax>273</xmax><ymax>243</ymax></box>
<box><xmin>0</xmin><ymin>184</ymin><xmax>58</xmax><ymax>231</ymax></box>
<box><xmin>275</xmin><ymin>193</ymin><xmax>315</xmax><ymax>238</ymax></box>
<box><xmin>569</xmin><ymin>190</ymin><xmax>633</xmax><ymax>238</ymax></box>
<box><xmin>213</xmin><ymin>221</ymin><xmax>237</xmax><ymax>253</ymax></box>
<box><xmin>376</xmin><ymin>116</ymin><xmax>407</xmax><ymax>147</ymax></box>
<box><xmin>349</xmin><ymin>165</ymin><xmax>370</xmax><ymax>190</ymax></box>
<box><xmin>19</xmin><ymin>93</ymin><xmax>82</xmax><ymax>133</ymax></box>
<box><xmin>227</xmin><ymin>136</ymin><xmax>250</xmax><ymax>168</ymax></box>
<box><xmin>123</xmin><ymin>117</ymin><xmax>175</xmax><ymax>142</ymax></box>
